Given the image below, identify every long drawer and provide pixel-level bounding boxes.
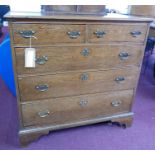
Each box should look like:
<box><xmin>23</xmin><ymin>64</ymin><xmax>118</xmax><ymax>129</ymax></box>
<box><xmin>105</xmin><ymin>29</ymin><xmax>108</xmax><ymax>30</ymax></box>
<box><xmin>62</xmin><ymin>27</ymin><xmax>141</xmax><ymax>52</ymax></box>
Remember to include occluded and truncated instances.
<box><xmin>12</xmin><ymin>23</ymin><xmax>85</xmax><ymax>45</ymax></box>
<box><xmin>15</xmin><ymin>45</ymin><xmax>143</xmax><ymax>75</ymax></box>
<box><xmin>12</xmin><ymin>23</ymin><xmax>147</xmax><ymax>45</ymax></box>
<box><xmin>88</xmin><ymin>24</ymin><xmax>148</xmax><ymax>43</ymax></box>
<box><xmin>18</xmin><ymin>67</ymin><xmax>139</xmax><ymax>101</ymax></box>
<box><xmin>21</xmin><ymin>89</ymin><xmax>133</xmax><ymax>127</ymax></box>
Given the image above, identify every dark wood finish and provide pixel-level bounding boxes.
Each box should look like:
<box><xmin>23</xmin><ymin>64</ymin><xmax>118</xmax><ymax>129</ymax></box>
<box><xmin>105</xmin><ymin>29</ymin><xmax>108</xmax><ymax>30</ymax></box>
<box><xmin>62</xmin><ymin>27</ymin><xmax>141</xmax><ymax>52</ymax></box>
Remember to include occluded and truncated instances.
<box><xmin>41</xmin><ymin>5</ymin><xmax>77</xmax><ymax>13</ymax></box>
<box><xmin>15</xmin><ymin>45</ymin><xmax>143</xmax><ymax>75</ymax></box>
<box><xmin>149</xmin><ymin>27</ymin><xmax>155</xmax><ymax>37</ymax></box>
<box><xmin>41</xmin><ymin>5</ymin><xmax>106</xmax><ymax>15</ymax></box>
<box><xmin>18</xmin><ymin>67</ymin><xmax>139</xmax><ymax>101</ymax></box>
<box><xmin>5</xmin><ymin>11</ymin><xmax>152</xmax><ymax>146</ymax></box>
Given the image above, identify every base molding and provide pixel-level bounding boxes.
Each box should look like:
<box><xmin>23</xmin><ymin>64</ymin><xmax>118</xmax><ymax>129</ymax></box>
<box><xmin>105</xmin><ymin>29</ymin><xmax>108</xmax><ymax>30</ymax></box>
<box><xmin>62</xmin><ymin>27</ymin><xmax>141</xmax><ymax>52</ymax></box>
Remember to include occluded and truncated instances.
<box><xmin>19</xmin><ymin>130</ymin><xmax>50</xmax><ymax>147</ymax></box>
<box><xmin>19</xmin><ymin>112</ymin><xmax>134</xmax><ymax>147</ymax></box>
<box><xmin>111</xmin><ymin>114</ymin><xmax>133</xmax><ymax>128</ymax></box>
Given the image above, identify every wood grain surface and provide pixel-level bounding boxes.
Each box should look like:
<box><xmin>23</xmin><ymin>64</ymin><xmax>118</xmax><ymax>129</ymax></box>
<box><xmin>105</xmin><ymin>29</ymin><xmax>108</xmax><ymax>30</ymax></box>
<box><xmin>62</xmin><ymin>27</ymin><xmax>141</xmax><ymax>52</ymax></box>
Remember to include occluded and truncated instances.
<box><xmin>21</xmin><ymin>89</ymin><xmax>133</xmax><ymax>127</ymax></box>
<box><xmin>18</xmin><ymin>67</ymin><xmax>139</xmax><ymax>101</ymax></box>
<box><xmin>15</xmin><ymin>44</ymin><xmax>143</xmax><ymax>75</ymax></box>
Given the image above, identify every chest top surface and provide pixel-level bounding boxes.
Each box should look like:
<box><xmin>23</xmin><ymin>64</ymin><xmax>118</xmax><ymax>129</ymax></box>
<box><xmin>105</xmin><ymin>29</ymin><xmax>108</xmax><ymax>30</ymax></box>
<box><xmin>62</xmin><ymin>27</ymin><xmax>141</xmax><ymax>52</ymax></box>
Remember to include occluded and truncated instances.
<box><xmin>4</xmin><ymin>11</ymin><xmax>153</xmax><ymax>23</ymax></box>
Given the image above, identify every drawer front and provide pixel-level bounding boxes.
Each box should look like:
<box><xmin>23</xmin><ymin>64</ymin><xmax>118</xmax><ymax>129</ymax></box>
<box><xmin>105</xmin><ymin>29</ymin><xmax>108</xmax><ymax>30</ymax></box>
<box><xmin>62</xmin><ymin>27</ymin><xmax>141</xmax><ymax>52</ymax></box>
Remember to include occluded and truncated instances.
<box><xmin>15</xmin><ymin>45</ymin><xmax>143</xmax><ymax>75</ymax></box>
<box><xmin>88</xmin><ymin>24</ymin><xmax>148</xmax><ymax>43</ymax></box>
<box><xmin>12</xmin><ymin>24</ymin><xmax>85</xmax><ymax>45</ymax></box>
<box><xmin>21</xmin><ymin>90</ymin><xmax>133</xmax><ymax>127</ymax></box>
<box><xmin>18</xmin><ymin>67</ymin><xmax>139</xmax><ymax>101</ymax></box>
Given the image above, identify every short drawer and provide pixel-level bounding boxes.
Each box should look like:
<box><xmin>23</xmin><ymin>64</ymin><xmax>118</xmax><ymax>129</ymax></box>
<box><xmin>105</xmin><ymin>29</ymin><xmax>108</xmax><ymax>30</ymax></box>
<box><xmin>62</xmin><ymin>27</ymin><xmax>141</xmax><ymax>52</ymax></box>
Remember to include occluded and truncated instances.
<box><xmin>21</xmin><ymin>90</ymin><xmax>133</xmax><ymax>127</ymax></box>
<box><xmin>12</xmin><ymin>23</ymin><xmax>85</xmax><ymax>45</ymax></box>
<box><xmin>88</xmin><ymin>24</ymin><xmax>148</xmax><ymax>43</ymax></box>
<box><xmin>18</xmin><ymin>67</ymin><xmax>139</xmax><ymax>102</ymax></box>
<box><xmin>15</xmin><ymin>45</ymin><xmax>143</xmax><ymax>75</ymax></box>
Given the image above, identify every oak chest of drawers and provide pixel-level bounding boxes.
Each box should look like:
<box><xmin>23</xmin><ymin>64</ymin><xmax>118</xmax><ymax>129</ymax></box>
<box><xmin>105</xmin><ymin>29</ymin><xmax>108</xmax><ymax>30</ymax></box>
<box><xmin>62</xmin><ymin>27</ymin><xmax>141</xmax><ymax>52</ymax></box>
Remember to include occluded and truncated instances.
<box><xmin>5</xmin><ymin>12</ymin><xmax>152</xmax><ymax>146</ymax></box>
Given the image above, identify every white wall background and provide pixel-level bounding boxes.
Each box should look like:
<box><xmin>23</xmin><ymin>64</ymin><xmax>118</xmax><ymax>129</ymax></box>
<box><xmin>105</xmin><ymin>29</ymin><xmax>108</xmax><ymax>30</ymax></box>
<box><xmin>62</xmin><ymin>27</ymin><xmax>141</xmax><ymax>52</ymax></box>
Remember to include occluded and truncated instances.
<box><xmin>106</xmin><ymin>4</ymin><xmax>129</xmax><ymax>14</ymax></box>
<box><xmin>9</xmin><ymin>3</ymin><xmax>41</xmax><ymax>12</ymax></box>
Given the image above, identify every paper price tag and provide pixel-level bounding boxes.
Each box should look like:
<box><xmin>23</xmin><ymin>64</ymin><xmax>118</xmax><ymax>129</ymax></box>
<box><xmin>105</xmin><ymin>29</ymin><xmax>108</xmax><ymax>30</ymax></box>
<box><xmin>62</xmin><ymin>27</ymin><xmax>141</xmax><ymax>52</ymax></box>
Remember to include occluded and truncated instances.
<box><xmin>24</xmin><ymin>48</ymin><xmax>36</xmax><ymax>68</ymax></box>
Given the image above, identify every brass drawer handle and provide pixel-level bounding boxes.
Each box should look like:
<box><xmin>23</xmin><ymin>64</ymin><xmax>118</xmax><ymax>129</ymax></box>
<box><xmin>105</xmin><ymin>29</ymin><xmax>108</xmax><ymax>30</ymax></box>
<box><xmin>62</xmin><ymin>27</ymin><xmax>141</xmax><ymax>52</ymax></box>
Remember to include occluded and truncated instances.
<box><xmin>111</xmin><ymin>100</ymin><xmax>122</xmax><ymax>107</ymax></box>
<box><xmin>38</xmin><ymin>110</ymin><xmax>50</xmax><ymax>118</ymax></box>
<box><xmin>80</xmin><ymin>73</ymin><xmax>89</xmax><ymax>81</ymax></box>
<box><xmin>35</xmin><ymin>84</ymin><xmax>49</xmax><ymax>92</ymax></box>
<box><xmin>67</xmin><ymin>31</ymin><xmax>80</xmax><ymax>39</ymax></box>
<box><xmin>94</xmin><ymin>31</ymin><xmax>106</xmax><ymax>38</ymax></box>
<box><xmin>119</xmin><ymin>52</ymin><xmax>130</xmax><ymax>60</ymax></box>
<box><xmin>18</xmin><ymin>30</ymin><xmax>36</xmax><ymax>38</ymax></box>
<box><xmin>36</xmin><ymin>56</ymin><xmax>48</xmax><ymax>65</ymax></box>
<box><xmin>81</xmin><ymin>48</ymin><xmax>90</xmax><ymax>57</ymax></box>
<box><xmin>79</xmin><ymin>100</ymin><xmax>88</xmax><ymax>107</ymax></box>
<box><xmin>130</xmin><ymin>31</ymin><xmax>141</xmax><ymax>37</ymax></box>
<box><xmin>115</xmin><ymin>76</ymin><xmax>125</xmax><ymax>83</ymax></box>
